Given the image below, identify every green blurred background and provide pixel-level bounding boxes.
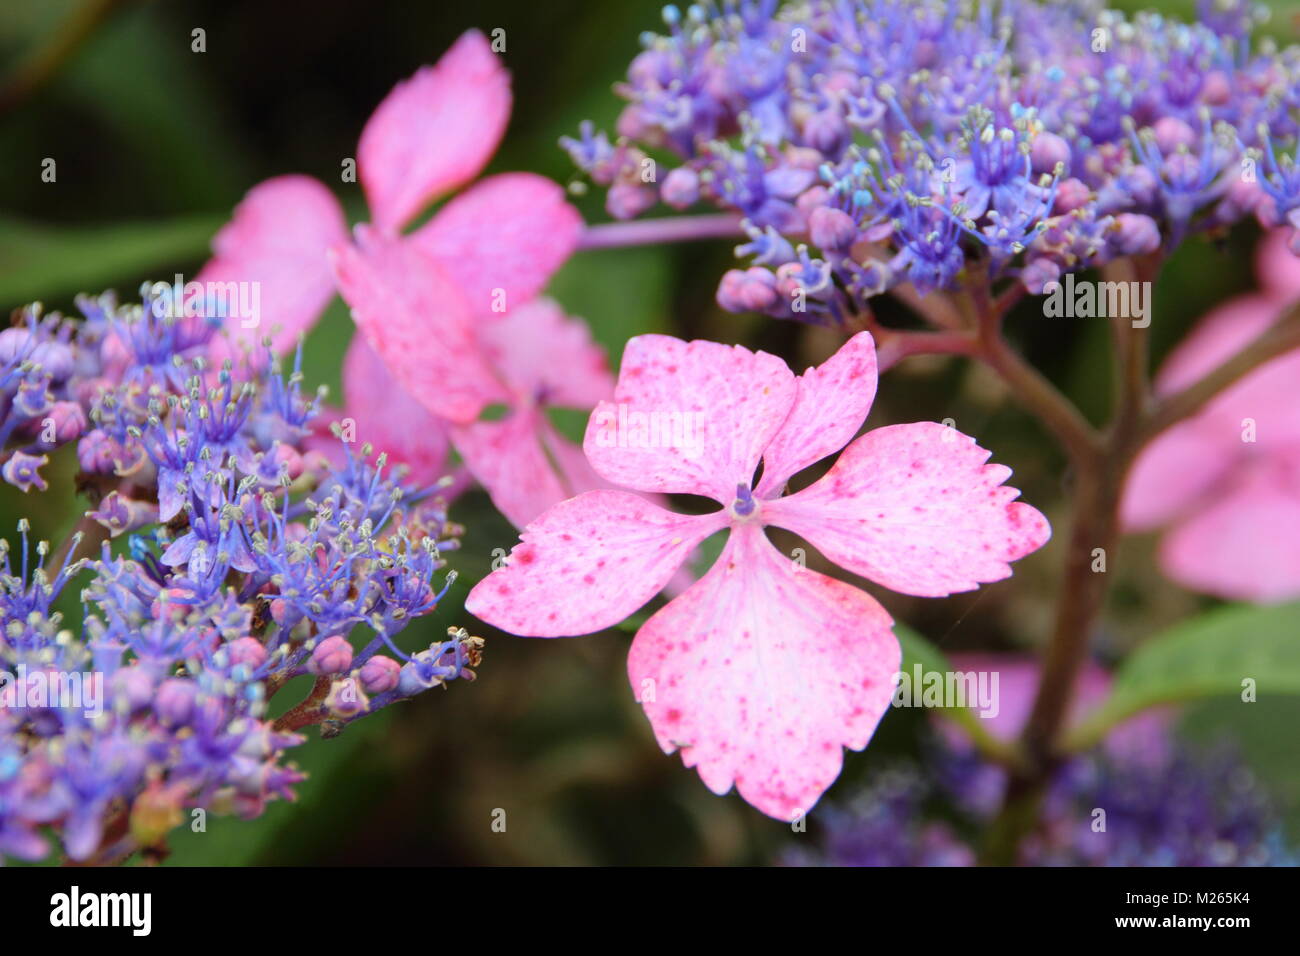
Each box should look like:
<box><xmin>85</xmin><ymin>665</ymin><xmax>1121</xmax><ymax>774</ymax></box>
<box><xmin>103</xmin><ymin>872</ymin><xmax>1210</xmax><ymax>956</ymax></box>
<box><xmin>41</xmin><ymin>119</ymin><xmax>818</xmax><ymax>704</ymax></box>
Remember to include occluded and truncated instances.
<box><xmin>2</xmin><ymin>0</ymin><xmax>1298</xmax><ymax>864</ymax></box>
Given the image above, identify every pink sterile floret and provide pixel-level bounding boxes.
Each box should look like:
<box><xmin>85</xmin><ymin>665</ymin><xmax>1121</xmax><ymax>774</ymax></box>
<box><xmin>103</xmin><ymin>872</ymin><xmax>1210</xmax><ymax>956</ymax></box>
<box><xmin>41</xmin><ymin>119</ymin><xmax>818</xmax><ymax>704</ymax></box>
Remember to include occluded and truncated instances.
<box><xmin>1122</xmin><ymin>227</ymin><xmax>1300</xmax><ymax>603</ymax></box>
<box><xmin>197</xmin><ymin>29</ymin><xmax>591</xmax><ymax>527</ymax></box>
<box><xmin>467</xmin><ymin>331</ymin><xmax>1051</xmax><ymax>820</ymax></box>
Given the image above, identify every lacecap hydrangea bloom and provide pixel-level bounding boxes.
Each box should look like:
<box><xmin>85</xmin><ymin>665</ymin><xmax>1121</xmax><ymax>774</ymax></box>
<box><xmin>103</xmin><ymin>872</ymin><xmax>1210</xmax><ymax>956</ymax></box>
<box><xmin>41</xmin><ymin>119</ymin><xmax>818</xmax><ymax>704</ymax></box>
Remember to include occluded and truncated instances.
<box><xmin>467</xmin><ymin>331</ymin><xmax>1048</xmax><ymax>819</ymax></box>
<box><xmin>0</xmin><ymin>288</ymin><xmax>478</xmax><ymax>864</ymax></box>
<box><xmin>566</xmin><ymin>0</ymin><xmax>1300</xmax><ymax>320</ymax></box>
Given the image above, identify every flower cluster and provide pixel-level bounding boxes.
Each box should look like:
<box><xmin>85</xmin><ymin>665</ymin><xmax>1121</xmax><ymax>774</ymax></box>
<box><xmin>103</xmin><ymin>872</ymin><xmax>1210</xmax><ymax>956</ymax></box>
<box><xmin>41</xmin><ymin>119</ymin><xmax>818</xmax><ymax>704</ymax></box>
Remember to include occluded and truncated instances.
<box><xmin>566</xmin><ymin>0</ymin><xmax>1300</xmax><ymax>323</ymax></box>
<box><xmin>0</xmin><ymin>305</ymin><xmax>87</xmax><ymax>491</ymax></box>
<box><xmin>0</xmin><ymin>289</ymin><xmax>478</xmax><ymax>864</ymax></box>
<box><xmin>784</xmin><ymin>738</ymin><xmax>1295</xmax><ymax>866</ymax></box>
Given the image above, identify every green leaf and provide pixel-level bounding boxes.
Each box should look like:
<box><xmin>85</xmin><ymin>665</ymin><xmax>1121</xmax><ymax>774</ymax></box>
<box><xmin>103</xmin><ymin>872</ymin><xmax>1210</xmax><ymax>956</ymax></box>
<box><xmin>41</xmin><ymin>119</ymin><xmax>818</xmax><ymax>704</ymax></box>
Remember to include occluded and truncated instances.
<box><xmin>892</xmin><ymin>623</ymin><xmax>1018</xmax><ymax>763</ymax></box>
<box><xmin>0</xmin><ymin>214</ymin><xmax>221</xmax><ymax>309</ymax></box>
<box><xmin>1067</xmin><ymin>600</ymin><xmax>1300</xmax><ymax>751</ymax></box>
<box><xmin>894</xmin><ymin>621</ymin><xmax>951</xmax><ymax>677</ymax></box>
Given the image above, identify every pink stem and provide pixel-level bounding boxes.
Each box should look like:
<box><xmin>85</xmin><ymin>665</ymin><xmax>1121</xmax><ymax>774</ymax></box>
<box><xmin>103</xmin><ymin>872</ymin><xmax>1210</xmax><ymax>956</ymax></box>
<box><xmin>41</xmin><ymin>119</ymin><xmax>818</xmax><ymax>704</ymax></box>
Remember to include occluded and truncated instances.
<box><xmin>578</xmin><ymin>214</ymin><xmax>745</xmax><ymax>250</ymax></box>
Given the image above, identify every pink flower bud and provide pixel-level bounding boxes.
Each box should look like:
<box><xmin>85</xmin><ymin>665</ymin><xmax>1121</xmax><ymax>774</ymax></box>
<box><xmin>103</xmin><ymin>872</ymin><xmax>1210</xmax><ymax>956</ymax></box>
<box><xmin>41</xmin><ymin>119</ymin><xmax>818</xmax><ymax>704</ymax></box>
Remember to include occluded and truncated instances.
<box><xmin>154</xmin><ymin>678</ymin><xmax>197</xmax><ymax>726</ymax></box>
<box><xmin>717</xmin><ymin>268</ymin><xmax>779</xmax><ymax>312</ymax></box>
<box><xmin>358</xmin><ymin>655</ymin><xmax>401</xmax><ymax>695</ymax></box>
<box><xmin>307</xmin><ymin>635</ymin><xmax>354</xmax><ymax>676</ymax></box>
<box><xmin>227</xmin><ymin>637</ymin><xmax>268</xmax><ymax>673</ymax></box>
<box><xmin>809</xmin><ymin>207</ymin><xmax>858</xmax><ymax>250</ymax></box>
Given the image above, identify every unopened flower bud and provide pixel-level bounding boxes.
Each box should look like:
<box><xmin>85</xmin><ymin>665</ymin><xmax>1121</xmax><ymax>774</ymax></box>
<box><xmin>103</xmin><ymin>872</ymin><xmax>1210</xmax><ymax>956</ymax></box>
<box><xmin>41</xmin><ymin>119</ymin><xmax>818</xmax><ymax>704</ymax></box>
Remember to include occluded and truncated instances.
<box><xmin>358</xmin><ymin>655</ymin><xmax>401</xmax><ymax>695</ymax></box>
<box><xmin>307</xmin><ymin>635</ymin><xmax>354</xmax><ymax>676</ymax></box>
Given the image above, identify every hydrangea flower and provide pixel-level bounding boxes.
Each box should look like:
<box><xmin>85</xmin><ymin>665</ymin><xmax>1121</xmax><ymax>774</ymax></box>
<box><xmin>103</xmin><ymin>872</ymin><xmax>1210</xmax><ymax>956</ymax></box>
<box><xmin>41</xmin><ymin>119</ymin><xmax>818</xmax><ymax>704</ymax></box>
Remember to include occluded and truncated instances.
<box><xmin>0</xmin><ymin>289</ymin><xmax>480</xmax><ymax>865</ymax></box>
<box><xmin>568</xmin><ymin>0</ymin><xmax>1300</xmax><ymax>322</ymax></box>
<box><xmin>467</xmin><ymin>331</ymin><xmax>1049</xmax><ymax>818</ymax></box>
<box><xmin>0</xmin><ymin>306</ymin><xmax>84</xmax><ymax>491</ymax></box>
<box><xmin>1123</xmin><ymin>228</ymin><xmax>1300</xmax><ymax>602</ymax></box>
<box><xmin>198</xmin><ymin>29</ymin><xmax>596</xmax><ymax>526</ymax></box>
<box><xmin>445</xmin><ymin>298</ymin><xmax>614</xmax><ymax>528</ymax></box>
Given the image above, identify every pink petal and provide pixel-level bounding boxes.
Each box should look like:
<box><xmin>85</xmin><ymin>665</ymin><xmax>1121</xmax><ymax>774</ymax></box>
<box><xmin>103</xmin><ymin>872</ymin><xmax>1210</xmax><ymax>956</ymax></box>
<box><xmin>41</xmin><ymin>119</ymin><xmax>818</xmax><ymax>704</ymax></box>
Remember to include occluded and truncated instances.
<box><xmin>1121</xmin><ymin>418</ymin><xmax>1237</xmax><ymax>531</ymax></box>
<box><xmin>473</xmin><ymin>297</ymin><xmax>613</xmax><ymax>407</ymax></box>
<box><xmin>544</xmin><ymin>420</ymin><xmax>613</xmax><ymax>498</ymax></box>
<box><xmin>197</xmin><ymin>175</ymin><xmax>346</xmax><ymax>355</ymax></box>
<box><xmin>411</xmin><ymin>174</ymin><xmax>583</xmax><ymax>316</ymax></box>
<box><xmin>451</xmin><ymin>409</ymin><xmax>568</xmax><ymax>530</ymax></box>
<box><xmin>341</xmin><ymin>336</ymin><xmax>450</xmax><ymax>484</ymax></box>
<box><xmin>329</xmin><ymin>226</ymin><xmax>507</xmax><ymax>423</ymax></box>
<box><xmin>583</xmin><ymin>335</ymin><xmax>797</xmax><ymax>502</ymax></box>
<box><xmin>357</xmin><ymin>30</ymin><xmax>511</xmax><ymax>232</ymax></box>
<box><xmin>465</xmin><ymin>490</ymin><xmax>726</xmax><ymax>636</ymax></box>
<box><xmin>755</xmin><ymin>331</ymin><xmax>878</xmax><ymax>497</ymax></box>
<box><xmin>1201</xmin><ymin>349</ymin><xmax>1300</xmax><ymax>450</ymax></box>
<box><xmin>628</xmin><ymin>523</ymin><xmax>899</xmax><ymax>821</ymax></box>
<box><xmin>1255</xmin><ymin>226</ymin><xmax>1300</xmax><ymax>302</ymax></box>
<box><xmin>1159</xmin><ymin>454</ymin><xmax>1300</xmax><ymax>603</ymax></box>
<box><xmin>765</xmin><ymin>422</ymin><xmax>1050</xmax><ymax>597</ymax></box>
<box><xmin>1154</xmin><ymin>293</ymin><xmax>1278</xmax><ymax>396</ymax></box>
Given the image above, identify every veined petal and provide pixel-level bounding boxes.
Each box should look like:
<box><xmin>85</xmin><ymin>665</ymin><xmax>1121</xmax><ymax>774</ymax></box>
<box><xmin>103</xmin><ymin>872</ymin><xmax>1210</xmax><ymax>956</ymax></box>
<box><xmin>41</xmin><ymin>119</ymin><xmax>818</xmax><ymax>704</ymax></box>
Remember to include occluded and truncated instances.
<box><xmin>197</xmin><ymin>175</ymin><xmax>346</xmax><ymax>356</ymax></box>
<box><xmin>583</xmin><ymin>335</ymin><xmax>797</xmax><ymax>501</ymax></box>
<box><xmin>341</xmin><ymin>336</ymin><xmax>450</xmax><ymax>485</ymax></box>
<box><xmin>411</xmin><ymin>175</ymin><xmax>583</xmax><ymax>317</ymax></box>
<box><xmin>451</xmin><ymin>409</ymin><xmax>568</xmax><ymax>530</ymax></box>
<box><xmin>358</xmin><ymin>29</ymin><xmax>511</xmax><ymax>232</ymax></box>
<box><xmin>330</xmin><ymin>226</ymin><xmax>507</xmax><ymax>423</ymax></box>
<box><xmin>473</xmin><ymin>297</ymin><xmax>613</xmax><ymax>408</ymax></box>
<box><xmin>628</xmin><ymin>523</ymin><xmax>899</xmax><ymax>821</ymax></box>
<box><xmin>766</xmin><ymin>422</ymin><xmax>1050</xmax><ymax>597</ymax></box>
<box><xmin>465</xmin><ymin>490</ymin><xmax>725</xmax><ymax>636</ymax></box>
<box><xmin>755</xmin><ymin>331</ymin><xmax>878</xmax><ymax>497</ymax></box>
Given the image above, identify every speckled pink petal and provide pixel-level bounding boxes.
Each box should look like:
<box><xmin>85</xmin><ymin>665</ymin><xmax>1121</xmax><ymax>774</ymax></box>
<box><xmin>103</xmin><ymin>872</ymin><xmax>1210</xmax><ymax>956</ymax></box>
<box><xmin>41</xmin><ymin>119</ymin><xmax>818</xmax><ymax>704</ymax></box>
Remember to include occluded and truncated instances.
<box><xmin>628</xmin><ymin>523</ymin><xmax>899</xmax><ymax>821</ymax></box>
<box><xmin>1256</xmin><ymin>226</ymin><xmax>1300</xmax><ymax>302</ymax></box>
<box><xmin>329</xmin><ymin>226</ymin><xmax>507</xmax><ymax>423</ymax></box>
<box><xmin>583</xmin><ymin>335</ymin><xmax>797</xmax><ymax>502</ymax></box>
<box><xmin>197</xmin><ymin>175</ymin><xmax>346</xmax><ymax>356</ymax></box>
<box><xmin>473</xmin><ymin>297</ymin><xmax>612</xmax><ymax>408</ymax></box>
<box><xmin>357</xmin><ymin>30</ymin><xmax>510</xmax><ymax>232</ymax></box>
<box><xmin>411</xmin><ymin>174</ymin><xmax>583</xmax><ymax>316</ymax></box>
<box><xmin>340</xmin><ymin>336</ymin><xmax>450</xmax><ymax>485</ymax></box>
<box><xmin>755</xmin><ymin>331</ymin><xmax>878</xmax><ymax>497</ymax></box>
<box><xmin>465</xmin><ymin>490</ymin><xmax>725</xmax><ymax>636</ymax></box>
<box><xmin>451</xmin><ymin>409</ymin><xmax>568</xmax><ymax>530</ymax></box>
<box><xmin>1159</xmin><ymin>453</ymin><xmax>1300</xmax><ymax>603</ymax></box>
<box><xmin>1121</xmin><ymin>418</ymin><xmax>1237</xmax><ymax>531</ymax></box>
<box><xmin>765</xmin><ymin>422</ymin><xmax>1050</xmax><ymax>597</ymax></box>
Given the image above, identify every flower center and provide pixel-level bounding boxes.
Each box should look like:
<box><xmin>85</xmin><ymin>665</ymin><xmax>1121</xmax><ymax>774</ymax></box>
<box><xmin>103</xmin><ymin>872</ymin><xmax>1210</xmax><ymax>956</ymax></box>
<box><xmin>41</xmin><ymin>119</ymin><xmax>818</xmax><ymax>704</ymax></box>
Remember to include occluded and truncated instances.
<box><xmin>730</xmin><ymin>483</ymin><xmax>760</xmax><ymax>522</ymax></box>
